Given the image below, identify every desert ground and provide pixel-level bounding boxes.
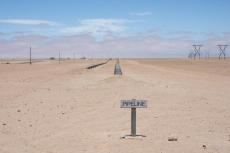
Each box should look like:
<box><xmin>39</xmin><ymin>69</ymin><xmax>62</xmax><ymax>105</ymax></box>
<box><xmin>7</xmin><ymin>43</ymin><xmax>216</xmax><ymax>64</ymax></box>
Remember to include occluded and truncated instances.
<box><xmin>0</xmin><ymin>58</ymin><xmax>230</xmax><ymax>153</ymax></box>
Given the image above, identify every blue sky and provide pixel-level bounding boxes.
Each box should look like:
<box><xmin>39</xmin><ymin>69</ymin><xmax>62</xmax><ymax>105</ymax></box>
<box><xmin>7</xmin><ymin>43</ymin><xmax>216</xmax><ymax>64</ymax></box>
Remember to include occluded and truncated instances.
<box><xmin>0</xmin><ymin>0</ymin><xmax>230</xmax><ymax>58</ymax></box>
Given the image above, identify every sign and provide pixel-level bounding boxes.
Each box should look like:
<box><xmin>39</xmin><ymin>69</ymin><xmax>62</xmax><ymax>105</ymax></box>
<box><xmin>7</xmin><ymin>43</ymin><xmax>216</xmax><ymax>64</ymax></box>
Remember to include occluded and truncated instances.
<box><xmin>120</xmin><ymin>99</ymin><xmax>148</xmax><ymax>138</ymax></box>
<box><xmin>120</xmin><ymin>99</ymin><xmax>147</xmax><ymax>108</ymax></box>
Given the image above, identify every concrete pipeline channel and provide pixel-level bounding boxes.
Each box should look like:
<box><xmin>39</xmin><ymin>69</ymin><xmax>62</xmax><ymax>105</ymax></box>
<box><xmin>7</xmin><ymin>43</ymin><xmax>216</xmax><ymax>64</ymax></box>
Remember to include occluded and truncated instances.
<box><xmin>114</xmin><ymin>59</ymin><xmax>122</xmax><ymax>75</ymax></box>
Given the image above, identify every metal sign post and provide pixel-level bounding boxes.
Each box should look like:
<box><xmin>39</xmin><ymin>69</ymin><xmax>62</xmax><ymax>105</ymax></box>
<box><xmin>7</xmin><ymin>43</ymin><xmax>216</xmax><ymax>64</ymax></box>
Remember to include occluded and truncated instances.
<box><xmin>131</xmin><ymin>108</ymin><xmax>136</xmax><ymax>136</ymax></box>
<box><xmin>120</xmin><ymin>99</ymin><xmax>148</xmax><ymax>138</ymax></box>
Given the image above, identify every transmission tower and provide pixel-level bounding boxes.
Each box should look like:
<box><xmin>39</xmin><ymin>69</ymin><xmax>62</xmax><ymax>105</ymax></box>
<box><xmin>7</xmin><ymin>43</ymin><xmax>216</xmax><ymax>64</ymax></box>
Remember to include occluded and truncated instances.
<box><xmin>217</xmin><ymin>45</ymin><xmax>228</xmax><ymax>60</ymax></box>
<box><xmin>192</xmin><ymin>45</ymin><xmax>202</xmax><ymax>59</ymax></box>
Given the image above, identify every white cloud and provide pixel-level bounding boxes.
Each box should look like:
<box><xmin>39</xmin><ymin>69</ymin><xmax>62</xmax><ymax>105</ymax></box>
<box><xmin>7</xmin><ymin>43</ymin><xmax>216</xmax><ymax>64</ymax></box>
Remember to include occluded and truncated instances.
<box><xmin>0</xmin><ymin>33</ymin><xmax>195</xmax><ymax>58</ymax></box>
<box><xmin>129</xmin><ymin>11</ymin><xmax>152</xmax><ymax>16</ymax></box>
<box><xmin>0</xmin><ymin>19</ymin><xmax>59</xmax><ymax>26</ymax></box>
<box><xmin>1</xmin><ymin>31</ymin><xmax>230</xmax><ymax>58</ymax></box>
<box><xmin>62</xmin><ymin>19</ymin><xmax>125</xmax><ymax>37</ymax></box>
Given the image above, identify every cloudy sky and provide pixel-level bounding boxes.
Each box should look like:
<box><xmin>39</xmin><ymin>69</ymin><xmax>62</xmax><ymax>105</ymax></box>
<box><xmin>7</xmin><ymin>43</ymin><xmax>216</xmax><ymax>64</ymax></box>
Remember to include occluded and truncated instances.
<box><xmin>0</xmin><ymin>0</ymin><xmax>230</xmax><ymax>58</ymax></box>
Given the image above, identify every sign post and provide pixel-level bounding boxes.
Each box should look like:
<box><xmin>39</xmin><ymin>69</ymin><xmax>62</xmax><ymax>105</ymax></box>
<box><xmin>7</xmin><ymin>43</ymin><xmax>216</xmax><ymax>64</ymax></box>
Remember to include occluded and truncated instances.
<box><xmin>120</xmin><ymin>99</ymin><xmax>148</xmax><ymax>138</ymax></box>
<box><xmin>131</xmin><ymin>107</ymin><xmax>136</xmax><ymax>136</ymax></box>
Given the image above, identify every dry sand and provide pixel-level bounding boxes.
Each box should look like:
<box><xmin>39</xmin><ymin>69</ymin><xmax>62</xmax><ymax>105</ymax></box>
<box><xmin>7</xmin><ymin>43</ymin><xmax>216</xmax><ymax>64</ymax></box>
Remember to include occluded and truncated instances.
<box><xmin>0</xmin><ymin>59</ymin><xmax>230</xmax><ymax>153</ymax></box>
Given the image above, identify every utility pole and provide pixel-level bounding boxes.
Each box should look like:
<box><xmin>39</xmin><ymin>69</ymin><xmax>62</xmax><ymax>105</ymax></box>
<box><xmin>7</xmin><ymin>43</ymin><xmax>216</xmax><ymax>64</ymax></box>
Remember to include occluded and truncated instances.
<box><xmin>29</xmin><ymin>45</ymin><xmax>32</xmax><ymax>65</ymax></box>
<box><xmin>73</xmin><ymin>52</ymin><xmax>76</xmax><ymax>61</ymax></box>
<box><xmin>204</xmin><ymin>50</ymin><xmax>210</xmax><ymax>59</ymax></box>
<box><xmin>59</xmin><ymin>51</ymin><xmax>61</xmax><ymax>64</ymax></box>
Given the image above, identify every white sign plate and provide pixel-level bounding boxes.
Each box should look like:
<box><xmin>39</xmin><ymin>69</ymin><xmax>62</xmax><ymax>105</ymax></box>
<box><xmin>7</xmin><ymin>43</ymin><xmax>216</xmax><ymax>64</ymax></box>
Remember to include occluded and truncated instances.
<box><xmin>120</xmin><ymin>99</ymin><xmax>148</xmax><ymax>108</ymax></box>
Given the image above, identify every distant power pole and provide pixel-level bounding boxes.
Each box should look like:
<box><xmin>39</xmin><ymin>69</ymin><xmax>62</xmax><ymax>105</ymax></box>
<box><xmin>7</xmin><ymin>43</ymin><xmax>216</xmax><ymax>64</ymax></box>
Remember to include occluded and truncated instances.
<box><xmin>59</xmin><ymin>51</ymin><xmax>61</xmax><ymax>64</ymax></box>
<box><xmin>73</xmin><ymin>52</ymin><xmax>76</xmax><ymax>60</ymax></box>
<box><xmin>217</xmin><ymin>45</ymin><xmax>228</xmax><ymax>60</ymax></box>
<box><xmin>29</xmin><ymin>45</ymin><xmax>32</xmax><ymax>65</ymax></box>
<box><xmin>192</xmin><ymin>45</ymin><xmax>202</xmax><ymax>60</ymax></box>
<box><xmin>204</xmin><ymin>50</ymin><xmax>210</xmax><ymax>59</ymax></box>
<box><xmin>188</xmin><ymin>51</ymin><xmax>194</xmax><ymax>59</ymax></box>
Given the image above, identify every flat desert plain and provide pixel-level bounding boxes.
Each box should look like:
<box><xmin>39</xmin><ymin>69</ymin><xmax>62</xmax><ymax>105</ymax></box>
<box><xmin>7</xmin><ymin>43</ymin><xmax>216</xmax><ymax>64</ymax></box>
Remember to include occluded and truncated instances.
<box><xmin>0</xmin><ymin>59</ymin><xmax>230</xmax><ymax>153</ymax></box>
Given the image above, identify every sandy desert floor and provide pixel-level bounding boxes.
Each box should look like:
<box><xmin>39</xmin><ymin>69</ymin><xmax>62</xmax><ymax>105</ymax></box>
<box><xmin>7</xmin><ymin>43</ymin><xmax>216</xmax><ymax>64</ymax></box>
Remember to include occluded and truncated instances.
<box><xmin>0</xmin><ymin>59</ymin><xmax>230</xmax><ymax>153</ymax></box>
